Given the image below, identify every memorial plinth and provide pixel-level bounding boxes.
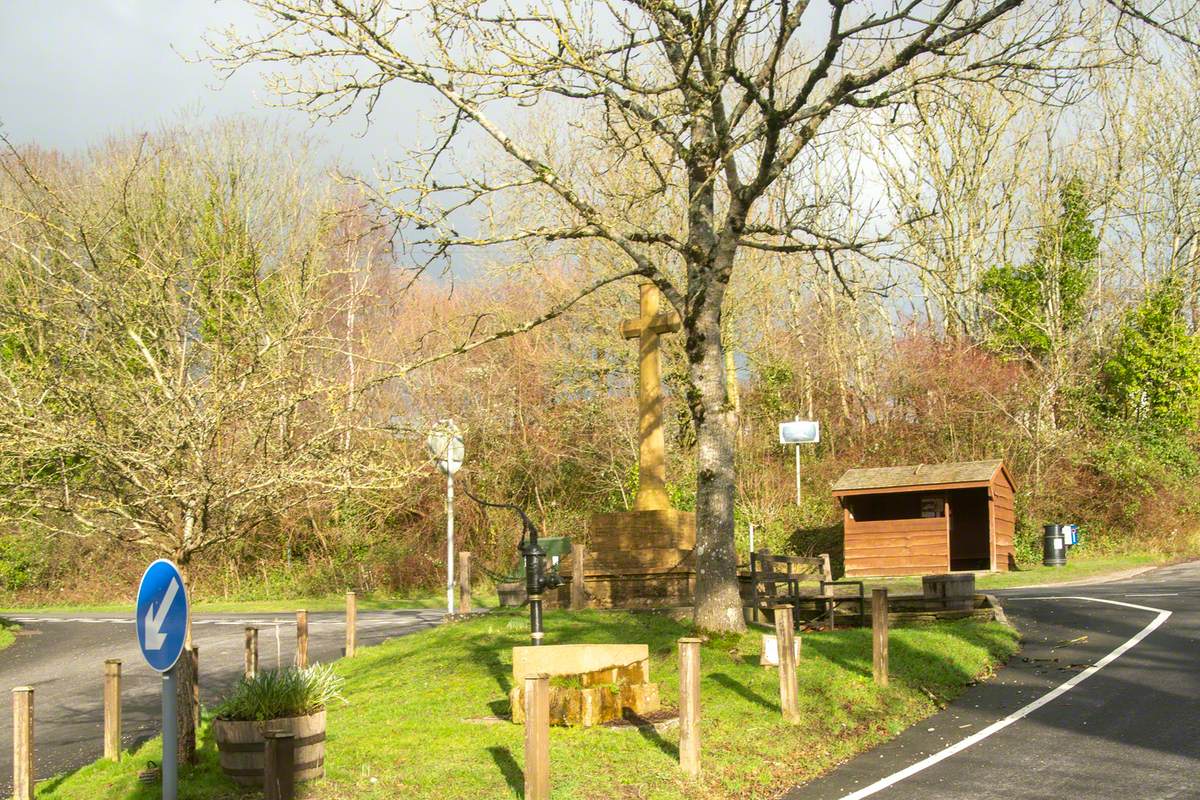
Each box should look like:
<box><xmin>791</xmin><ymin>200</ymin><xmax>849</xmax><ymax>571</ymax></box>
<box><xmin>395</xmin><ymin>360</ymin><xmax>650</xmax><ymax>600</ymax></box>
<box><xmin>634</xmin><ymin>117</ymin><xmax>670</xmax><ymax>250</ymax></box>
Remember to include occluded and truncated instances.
<box><xmin>566</xmin><ymin>509</ymin><xmax>695</xmax><ymax>608</ymax></box>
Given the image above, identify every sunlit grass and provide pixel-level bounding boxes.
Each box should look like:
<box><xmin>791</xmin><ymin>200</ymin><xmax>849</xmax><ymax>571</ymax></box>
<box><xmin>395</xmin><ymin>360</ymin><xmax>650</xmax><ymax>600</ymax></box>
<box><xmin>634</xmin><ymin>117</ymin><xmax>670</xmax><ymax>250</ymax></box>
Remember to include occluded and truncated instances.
<box><xmin>40</xmin><ymin>608</ymin><xmax>1017</xmax><ymax>799</ymax></box>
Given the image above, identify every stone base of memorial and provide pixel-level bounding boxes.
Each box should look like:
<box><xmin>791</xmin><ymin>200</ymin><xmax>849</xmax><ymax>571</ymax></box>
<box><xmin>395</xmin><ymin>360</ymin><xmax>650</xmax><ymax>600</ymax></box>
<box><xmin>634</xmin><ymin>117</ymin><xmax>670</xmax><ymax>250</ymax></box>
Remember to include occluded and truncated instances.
<box><xmin>550</xmin><ymin>508</ymin><xmax>696</xmax><ymax>609</ymax></box>
<box><xmin>508</xmin><ymin>644</ymin><xmax>661</xmax><ymax>727</ymax></box>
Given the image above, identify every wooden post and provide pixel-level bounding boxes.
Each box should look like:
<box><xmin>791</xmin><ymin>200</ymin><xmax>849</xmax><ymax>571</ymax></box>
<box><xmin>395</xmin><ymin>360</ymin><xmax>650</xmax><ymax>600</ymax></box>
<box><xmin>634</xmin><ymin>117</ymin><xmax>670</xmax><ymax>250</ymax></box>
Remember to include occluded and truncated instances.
<box><xmin>296</xmin><ymin>610</ymin><xmax>308</xmax><ymax>669</ymax></box>
<box><xmin>458</xmin><ymin>552</ymin><xmax>472</xmax><ymax>615</ymax></box>
<box><xmin>873</xmin><ymin>588</ymin><xmax>889</xmax><ymax>687</ymax></box>
<box><xmin>104</xmin><ymin>659</ymin><xmax>122</xmax><ymax>761</ymax></box>
<box><xmin>345</xmin><ymin>592</ymin><xmax>357</xmax><ymax>658</ymax></box>
<box><xmin>245</xmin><ymin>627</ymin><xmax>259</xmax><ymax>679</ymax></box>
<box><xmin>263</xmin><ymin>731</ymin><xmax>295</xmax><ymax>800</ymax></box>
<box><xmin>772</xmin><ymin>605</ymin><xmax>801</xmax><ymax>724</ymax></box>
<box><xmin>678</xmin><ymin>638</ymin><xmax>701</xmax><ymax>779</ymax></box>
<box><xmin>191</xmin><ymin>647</ymin><xmax>200</xmax><ymax>727</ymax></box>
<box><xmin>12</xmin><ymin>686</ymin><xmax>33</xmax><ymax>800</ymax></box>
<box><xmin>570</xmin><ymin>546</ymin><xmax>587</xmax><ymax>610</ymax></box>
<box><xmin>523</xmin><ymin>673</ymin><xmax>549</xmax><ymax>800</ymax></box>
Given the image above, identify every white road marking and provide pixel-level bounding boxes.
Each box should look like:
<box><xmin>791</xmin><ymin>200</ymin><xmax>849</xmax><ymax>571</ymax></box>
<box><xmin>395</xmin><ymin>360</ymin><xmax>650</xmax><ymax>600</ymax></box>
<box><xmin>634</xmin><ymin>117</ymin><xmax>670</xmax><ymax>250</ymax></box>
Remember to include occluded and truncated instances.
<box><xmin>1123</xmin><ymin>593</ymin><xmax>1178</xmax><ymax>597</ymax></box>
<box><xmin>835</xmin><ymin>595</ymin><xmax>1172</xmax><ymax>800</ymax></box>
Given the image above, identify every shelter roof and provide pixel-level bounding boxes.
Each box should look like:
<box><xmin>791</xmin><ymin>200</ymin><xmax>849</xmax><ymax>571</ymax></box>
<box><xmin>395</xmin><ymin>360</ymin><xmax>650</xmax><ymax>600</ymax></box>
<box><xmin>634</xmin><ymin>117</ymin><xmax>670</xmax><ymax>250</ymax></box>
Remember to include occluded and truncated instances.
<box><xmin>831</xmin><ymin>459</ymin><xmax>1009</xmax><ymax>495</ymax></box>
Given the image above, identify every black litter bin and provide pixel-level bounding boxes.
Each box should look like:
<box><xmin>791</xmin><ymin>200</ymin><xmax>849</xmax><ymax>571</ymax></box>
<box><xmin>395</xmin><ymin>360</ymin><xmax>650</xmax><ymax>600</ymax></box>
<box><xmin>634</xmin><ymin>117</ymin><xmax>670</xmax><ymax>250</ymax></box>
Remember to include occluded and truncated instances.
<box><xmin>1043</xmin><ymin>523</ymin><xmax>1066</xmax><ymax>567</ymax></box>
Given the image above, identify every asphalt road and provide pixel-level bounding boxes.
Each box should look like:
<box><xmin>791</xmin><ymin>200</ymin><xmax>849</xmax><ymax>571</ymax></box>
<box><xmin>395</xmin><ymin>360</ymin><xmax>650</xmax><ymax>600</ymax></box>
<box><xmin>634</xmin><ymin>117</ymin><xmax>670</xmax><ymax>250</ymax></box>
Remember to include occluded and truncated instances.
<box><xmin>0</xmin><ymin>607</ymin><xmax>444</xmax><ymax>792</ymax></box>
<box><xmin>786</xmin><ymin>561</ymin><xmax>1200</xmax><ymax>800</ymax></box>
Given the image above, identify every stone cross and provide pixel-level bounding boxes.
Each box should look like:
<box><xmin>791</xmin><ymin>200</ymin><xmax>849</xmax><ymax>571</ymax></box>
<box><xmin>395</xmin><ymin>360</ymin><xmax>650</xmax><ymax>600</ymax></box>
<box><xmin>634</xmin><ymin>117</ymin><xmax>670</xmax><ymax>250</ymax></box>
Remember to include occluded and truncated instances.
<box><xmin>620</xmin><ymin>283</ymin><xmax>681</xmax><ymax>511</ymax></box>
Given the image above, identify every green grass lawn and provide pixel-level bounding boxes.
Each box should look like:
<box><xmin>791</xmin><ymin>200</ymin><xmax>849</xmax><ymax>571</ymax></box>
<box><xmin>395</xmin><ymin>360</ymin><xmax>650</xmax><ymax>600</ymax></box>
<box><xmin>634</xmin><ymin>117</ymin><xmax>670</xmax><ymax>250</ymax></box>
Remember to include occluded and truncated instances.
<box><xmin>857</xmin><ymin>552</ymin><xmax>1163</xmax><ymax>596</ymax></box>
<box><xmin>0</xmin><ymin>588</ymin><xmax>498</xmax><ymax>616</ymax></box>
<box><xmin>40</xmin><ymin>608</ymin><xmax>1018</xmax><ymax>800</ymax></box>
<box><xmin>0</xmin><ymin>618</ymin><xmax>17</xmax><ymax>651</ymax></box>
<box><xmin>0</xmin><ymin>552</ymin><xmax>1159</xmax><ymax>617</ymax></box>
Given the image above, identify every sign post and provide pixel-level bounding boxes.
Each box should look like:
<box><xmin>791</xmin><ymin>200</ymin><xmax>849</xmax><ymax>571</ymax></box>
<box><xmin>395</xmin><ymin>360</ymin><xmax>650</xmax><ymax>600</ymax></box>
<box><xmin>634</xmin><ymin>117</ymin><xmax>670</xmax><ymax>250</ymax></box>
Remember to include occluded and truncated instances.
<box><xmin>135</xmin><ymin>559</ymin><xmax>189</xmax><ymax>800</ymax></box>
<box><xmin>778</xmin><ymin>418</ymin><xmax>820</xmax><ymax>505</ymax></box>
<box><xmin>425</xmin><ymin>420</ymin><xmax>464</xmax><ymax>614</ymax></box>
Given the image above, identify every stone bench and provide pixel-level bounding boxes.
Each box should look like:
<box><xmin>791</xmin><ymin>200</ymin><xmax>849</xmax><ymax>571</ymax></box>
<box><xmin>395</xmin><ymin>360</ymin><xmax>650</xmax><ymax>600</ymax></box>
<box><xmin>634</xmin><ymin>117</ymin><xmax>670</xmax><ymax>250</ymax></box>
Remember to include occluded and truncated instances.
<box><xmin>508</xmin><ymin>643</ymin><xmax>660</xmax><ymax>727</ymax></box>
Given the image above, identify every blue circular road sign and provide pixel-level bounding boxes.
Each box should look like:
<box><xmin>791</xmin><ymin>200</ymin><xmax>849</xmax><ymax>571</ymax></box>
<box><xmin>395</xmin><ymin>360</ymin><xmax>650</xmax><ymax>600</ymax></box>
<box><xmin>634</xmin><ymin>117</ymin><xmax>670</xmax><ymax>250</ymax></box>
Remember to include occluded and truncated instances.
<box><xmin>135</xmin><ymin>559</ymin><xmax>190</xmax><ymax>672</ymax></box>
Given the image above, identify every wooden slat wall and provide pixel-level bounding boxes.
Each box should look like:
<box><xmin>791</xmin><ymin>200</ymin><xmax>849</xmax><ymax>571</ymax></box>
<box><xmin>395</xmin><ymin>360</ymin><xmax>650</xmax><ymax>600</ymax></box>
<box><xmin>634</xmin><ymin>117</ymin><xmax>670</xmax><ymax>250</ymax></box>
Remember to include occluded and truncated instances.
<box><xmin>992</xmin><ymin>476</ymin><xmax>1016</xmax><ymax>571</ymax></box>
<box><xmin>844</xmin><ymin>516</ymin><xmax>947</xmax><ymax>577</ymax></box>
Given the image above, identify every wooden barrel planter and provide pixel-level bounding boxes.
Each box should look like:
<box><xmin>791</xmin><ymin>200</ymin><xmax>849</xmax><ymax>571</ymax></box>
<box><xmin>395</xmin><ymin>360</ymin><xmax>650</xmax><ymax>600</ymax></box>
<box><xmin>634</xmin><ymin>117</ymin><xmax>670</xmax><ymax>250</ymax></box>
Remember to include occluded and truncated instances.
<box><xmin>497</xmin><ymin>581</ymin><xmax>527</xmax><ymax>607</ymax></box>
<box><xmin>213</xmin><ymin>709</ymin><xmax>326</xmax><ymax>786</ymax></box>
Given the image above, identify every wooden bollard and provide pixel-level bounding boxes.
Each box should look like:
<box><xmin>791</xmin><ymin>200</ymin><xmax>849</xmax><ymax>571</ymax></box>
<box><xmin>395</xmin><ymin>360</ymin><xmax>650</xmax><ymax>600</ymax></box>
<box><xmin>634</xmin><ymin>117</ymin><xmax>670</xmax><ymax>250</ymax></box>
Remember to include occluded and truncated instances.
<box><xmin>772</xmin><ymin>605</ymin><xmax>801</xmax><ymax>723</ymax></box>
<box><xmin>458</xmin><ymin>552</ymin><xmax>472</xmax><ymax>615</ymax></box>
<box><xmin>263</xmin><ymin>731</ymin><xmax>296</xmax><ymax>800</ymax></box>
<box><xmin>191</xmin><ymin>647</ymin><xmax>201</xmax><ymax>727</ymax></box>
<box><xmin>678</xmin><ymin>638</ymin><xmax>702</xmax><ymax>778</ymax></box>
<box><xmin>570</xmin><ymin>546</ymin><xmax>587</xmax><ymax>610</ymax></box>
<box><xmin>104</xmin><ymin>659</ymin><xmax>122</xmax><ymax>761</ymax></box>
<box><xmin>523</xmin><ymin>673</ymin><xmax>549</xmax><ymax>800</ymax></box>
<box><xmin>873</xmin><ymin>588</ymin><xmax>889</xmax><ymax>687</ymax></box>
<box><xmin>12</xmin><ymin>686</ymin><xmax>33</xmax><ymax>800</ymax></box>
<box><xmin>345</xmin><ymin>592</ymin><xmax>357</xmax><ymax>658</ymax></box>
<box><xmin>296</xmin><ymin>610</ymin><xmax>308</xmax><ymax>669</ymax></box>
<box><xmin>245</xmin><ymin>627</ymin><xmax>259</xmax><ymax>678</ymax></box>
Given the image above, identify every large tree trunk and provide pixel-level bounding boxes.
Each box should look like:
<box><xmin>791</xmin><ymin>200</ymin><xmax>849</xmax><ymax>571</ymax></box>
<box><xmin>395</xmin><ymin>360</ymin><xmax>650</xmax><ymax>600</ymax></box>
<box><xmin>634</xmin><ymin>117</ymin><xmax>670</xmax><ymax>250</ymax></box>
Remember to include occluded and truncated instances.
<box><xmin>687</xmin><ymin>295</ymin><xmax>745</xmax><ymax>633</ymax></box>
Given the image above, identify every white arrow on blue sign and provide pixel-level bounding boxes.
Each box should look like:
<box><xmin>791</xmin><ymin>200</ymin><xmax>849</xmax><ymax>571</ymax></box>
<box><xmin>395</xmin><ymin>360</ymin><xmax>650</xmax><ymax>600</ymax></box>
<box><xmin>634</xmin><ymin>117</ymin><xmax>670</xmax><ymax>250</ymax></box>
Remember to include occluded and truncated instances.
<box><xmin>135</xmin><ymin>559</ymin><xmax>190</xmax><ymax>673</ymax></box>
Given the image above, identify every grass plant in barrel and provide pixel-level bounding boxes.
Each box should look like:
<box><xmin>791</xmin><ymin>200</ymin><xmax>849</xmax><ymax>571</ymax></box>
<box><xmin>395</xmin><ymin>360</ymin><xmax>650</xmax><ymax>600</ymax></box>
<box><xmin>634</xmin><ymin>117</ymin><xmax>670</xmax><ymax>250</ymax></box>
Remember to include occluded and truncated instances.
<box><xmin>212</xmin><ymin>664</ymin><xmax>344</xmax><ymax>787</ymax></box>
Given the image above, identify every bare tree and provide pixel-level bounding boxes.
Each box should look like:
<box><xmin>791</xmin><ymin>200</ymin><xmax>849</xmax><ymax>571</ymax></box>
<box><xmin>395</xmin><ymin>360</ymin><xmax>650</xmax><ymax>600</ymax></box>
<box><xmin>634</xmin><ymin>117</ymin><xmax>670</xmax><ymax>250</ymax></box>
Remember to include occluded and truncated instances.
<box><xmin>213</xmin><ymin>0</ymin><xmax>1194</xmax><ymax>631</ymax></box>
<box><xmin>0</xmin><ymin>124</ymin><xmax>421</xmax><ymax>584</ymax></box>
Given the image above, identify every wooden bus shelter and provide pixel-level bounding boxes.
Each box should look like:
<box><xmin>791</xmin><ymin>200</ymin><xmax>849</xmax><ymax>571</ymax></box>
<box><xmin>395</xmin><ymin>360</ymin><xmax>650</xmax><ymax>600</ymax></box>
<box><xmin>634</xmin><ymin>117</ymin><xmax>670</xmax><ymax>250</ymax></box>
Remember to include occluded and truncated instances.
<box><xmin>832</xmin><ymin>459</ymin><xmax>1016</xmax><ymax>577</ymax></box>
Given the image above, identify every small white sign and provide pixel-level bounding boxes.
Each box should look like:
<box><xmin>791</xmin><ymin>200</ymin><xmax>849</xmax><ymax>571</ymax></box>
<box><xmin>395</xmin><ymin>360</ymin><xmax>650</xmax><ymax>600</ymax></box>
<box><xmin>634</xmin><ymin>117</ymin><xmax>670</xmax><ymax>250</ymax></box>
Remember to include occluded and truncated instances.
<box><xmin>425</xmin><ymin>420</ymin><xmax>464</xmax><ymax>475</ymax></box>
<box><xmin>760</xmin><ymin>633</ymin><xmax>802</xmax><ymax>666</ymax></box>
<box><xmin>779</xmin><ymin>420</ymin><xmax>820</xmax><ymax>444</ymax></box>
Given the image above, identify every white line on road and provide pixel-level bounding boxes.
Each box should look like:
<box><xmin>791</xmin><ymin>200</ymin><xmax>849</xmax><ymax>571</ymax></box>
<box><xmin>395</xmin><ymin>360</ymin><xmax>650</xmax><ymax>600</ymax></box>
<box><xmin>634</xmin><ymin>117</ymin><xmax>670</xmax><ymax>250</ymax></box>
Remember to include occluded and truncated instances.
<box><xmin>835</xmin><ymin>595</ymin><xmax>1172</xmax><ymax>800</ymax></box>
<box><xmin>1123</xmin><ymin>593</ymin><xmax>1178</xmax><ymax>597</ymax></box>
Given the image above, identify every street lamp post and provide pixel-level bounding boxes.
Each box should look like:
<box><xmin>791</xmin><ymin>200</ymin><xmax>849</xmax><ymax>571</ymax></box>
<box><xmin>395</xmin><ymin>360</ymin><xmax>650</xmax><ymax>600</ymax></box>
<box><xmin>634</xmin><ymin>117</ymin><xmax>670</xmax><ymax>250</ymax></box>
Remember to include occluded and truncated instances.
<box><xmin>426</xmin><ymin>421</ymin><xmax>465</xmax><ymax>615</ymax></box>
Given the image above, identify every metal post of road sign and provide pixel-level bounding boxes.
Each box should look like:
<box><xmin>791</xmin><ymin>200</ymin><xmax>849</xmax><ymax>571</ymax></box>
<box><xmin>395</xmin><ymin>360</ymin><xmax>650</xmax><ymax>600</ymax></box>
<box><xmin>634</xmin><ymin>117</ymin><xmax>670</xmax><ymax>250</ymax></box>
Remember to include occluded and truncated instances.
<box><xmin>162</xmin><ymin>668</ymin><xmax>177</xmax><ymax>799</ymax></box>
<box><xmin>426</xmin><ymin>420</ymin><xmax>464</xmax><ymax>615</ymax></box>
<box><xmin>136</xmin><ymin>559</ymin><xmax>189</xmax><ymax>800</ymax></box>
<box><xmin>778</xmin><ymin>418</ymin><xmax>820</xmax><ymax>506</ymax></box>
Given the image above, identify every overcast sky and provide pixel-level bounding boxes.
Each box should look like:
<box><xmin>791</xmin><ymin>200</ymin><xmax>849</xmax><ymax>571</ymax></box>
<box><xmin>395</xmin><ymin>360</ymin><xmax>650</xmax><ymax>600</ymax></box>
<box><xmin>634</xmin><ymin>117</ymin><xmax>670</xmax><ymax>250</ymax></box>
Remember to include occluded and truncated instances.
<box><xmin>0</xmin><ymin>0</ymin><xmax>414</xmax><ymax>173</ymax></box>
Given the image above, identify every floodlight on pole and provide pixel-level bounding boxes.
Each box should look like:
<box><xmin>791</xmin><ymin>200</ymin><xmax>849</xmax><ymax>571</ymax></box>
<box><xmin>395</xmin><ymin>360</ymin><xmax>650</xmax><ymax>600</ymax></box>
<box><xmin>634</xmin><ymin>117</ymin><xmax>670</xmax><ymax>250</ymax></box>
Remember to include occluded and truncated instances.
<box><xmin>778</xmin><ymin>417</ymin><xmax>820</xmax><ymax>506</ymax></box>
<box><xmin>425</xmin><ymin>420</ymin><xmax>464</xmax><ymax>615</ymax></box>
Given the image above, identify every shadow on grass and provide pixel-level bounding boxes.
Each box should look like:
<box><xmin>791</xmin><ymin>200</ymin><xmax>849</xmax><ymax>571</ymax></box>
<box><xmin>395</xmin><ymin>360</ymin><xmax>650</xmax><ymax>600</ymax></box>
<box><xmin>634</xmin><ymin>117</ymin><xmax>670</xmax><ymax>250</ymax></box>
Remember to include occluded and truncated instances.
<box><xmin>486</xmin><ymin>745</ymin><xmax>523</xmax><ymax>798</ymax></box>
<box><xmin>467</xmin><ymin>640</ymin><xmax>514</xmax><ymax>694</ymax></box>
<box><xmin>803</xmin><ymin>618</ymin><xmax>1019</xmax><ymax>692</ymax></box>
<box><xmin>623</xmin><ymin>712</ymin><xmax>680</xmax><ymax>760</ymax></box>
<box><xmin>34</xmin><ymin>720</ymin><xmax>252</xmax><ymax>800</ymax></box>
<box><xmin>708</xmin><ymin>672</ymin><xmax>779</xmax><ymax>713</ymax></box>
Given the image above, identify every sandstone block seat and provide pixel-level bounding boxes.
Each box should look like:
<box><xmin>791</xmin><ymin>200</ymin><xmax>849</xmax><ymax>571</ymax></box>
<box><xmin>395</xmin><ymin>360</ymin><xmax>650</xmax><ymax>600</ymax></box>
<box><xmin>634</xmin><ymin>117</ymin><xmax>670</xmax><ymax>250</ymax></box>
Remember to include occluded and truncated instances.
<box><xmin>508</xmin><ymin>643</ymin><xmax>660</xmax><ymax>727</ymax></box>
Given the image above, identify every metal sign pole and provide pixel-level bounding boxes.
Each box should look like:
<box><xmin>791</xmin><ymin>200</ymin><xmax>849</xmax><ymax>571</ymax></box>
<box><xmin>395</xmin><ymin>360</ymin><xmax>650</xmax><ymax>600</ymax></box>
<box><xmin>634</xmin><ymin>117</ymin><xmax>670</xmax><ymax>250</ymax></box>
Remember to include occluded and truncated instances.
<box><xmin>162</xmin><ymin>667</ymin><xmax>178</xmax><ymax>800</ymax></box>
<box><xmin>447</xmin><ymin>472</ymin><xmax>456</xmax><ymax>615</ymax></box>
<box><xmin>795</xmin><ymin>443</ymin><xmax>802</xmax><ymax>506</ymax></box>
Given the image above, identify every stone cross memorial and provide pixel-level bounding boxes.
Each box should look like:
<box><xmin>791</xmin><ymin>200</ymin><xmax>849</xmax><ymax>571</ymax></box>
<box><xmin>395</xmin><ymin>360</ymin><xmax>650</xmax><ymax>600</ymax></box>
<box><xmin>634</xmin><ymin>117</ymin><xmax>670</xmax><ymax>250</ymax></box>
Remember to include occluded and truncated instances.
<box><xmin>557</xmin><ymin>282</ymin><xmax>697</xmax><ymax>609</ymax></box>
<box><xmin>620</xmin><ymin>283</ymin><xmax>681</xmax><ymax>511</ymax></box>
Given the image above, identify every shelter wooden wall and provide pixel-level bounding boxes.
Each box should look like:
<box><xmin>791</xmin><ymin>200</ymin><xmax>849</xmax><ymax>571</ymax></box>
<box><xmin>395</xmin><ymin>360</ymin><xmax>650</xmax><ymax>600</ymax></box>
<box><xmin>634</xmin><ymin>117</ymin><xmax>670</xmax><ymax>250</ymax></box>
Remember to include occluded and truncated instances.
<box><xmin>992</xmin><ymin>478</ymin><xmax>1016</xmax><ymax>569</ymax></box>
<box><xmin>842</xmin><ymin>513</ymin><xmax>948</xmax><ymax>577</ymax></box>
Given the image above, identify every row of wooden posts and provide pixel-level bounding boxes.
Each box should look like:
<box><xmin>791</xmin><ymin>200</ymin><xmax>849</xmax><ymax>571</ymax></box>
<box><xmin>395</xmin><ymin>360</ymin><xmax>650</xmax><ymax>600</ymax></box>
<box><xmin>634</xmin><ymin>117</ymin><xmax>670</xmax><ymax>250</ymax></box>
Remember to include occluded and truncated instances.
<box><xmin>9</xmin><ymin>585</ymin><xmax>398</xmax><ymax>800</ymax></box>
<box><xmin>12</xmin><ymin>567</ymin><xmax>884</xmax><ymax>799</ymax></box>
<box><xmin>520</xmin><ymin>588</ymin><xmax>892</xmax><ymax>800</ymax></box>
